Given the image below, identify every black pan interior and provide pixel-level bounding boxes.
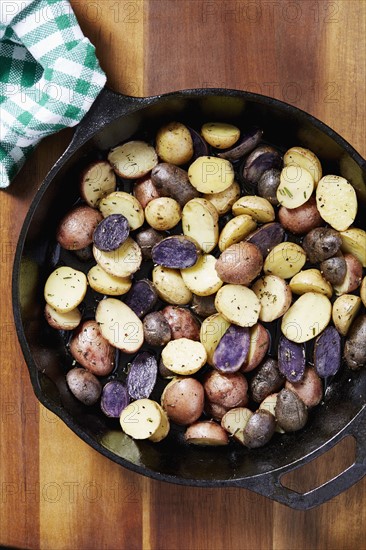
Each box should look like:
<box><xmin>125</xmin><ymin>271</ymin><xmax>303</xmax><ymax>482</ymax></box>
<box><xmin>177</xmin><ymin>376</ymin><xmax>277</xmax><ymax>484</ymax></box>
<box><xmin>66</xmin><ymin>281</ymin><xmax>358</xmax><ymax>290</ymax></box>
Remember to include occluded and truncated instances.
<box><xmin>13</xmin><ymin>89</ymin><xmax>366</xmax><ymax>486</ymax></box>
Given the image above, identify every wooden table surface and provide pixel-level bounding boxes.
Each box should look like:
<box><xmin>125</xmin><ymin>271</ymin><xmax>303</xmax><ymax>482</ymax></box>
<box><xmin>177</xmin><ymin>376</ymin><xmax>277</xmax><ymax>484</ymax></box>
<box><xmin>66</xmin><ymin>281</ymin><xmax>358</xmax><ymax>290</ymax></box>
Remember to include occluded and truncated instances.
<box><xmin>1</xmin><ymin>1</ymin><xmax>365</xmax><ymax>548</ymax></box>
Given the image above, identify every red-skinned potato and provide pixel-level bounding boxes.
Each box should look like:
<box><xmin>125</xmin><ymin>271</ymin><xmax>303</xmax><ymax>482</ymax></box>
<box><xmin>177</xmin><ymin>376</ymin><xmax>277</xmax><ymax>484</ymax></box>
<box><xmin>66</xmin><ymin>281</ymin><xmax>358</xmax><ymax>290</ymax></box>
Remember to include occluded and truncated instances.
<box><xmin>278</xmin><ymin>196</ymin><xmax>323</xmax><ymax>235</ymax></box>
<box><xmin>204</xmin><ymin>401</ymin><xmax>229</xmax><ymax>421</ymax></box>
<box><xmin>185</xmin><ymin>421</ymin><xmax>229</xmax><ymax>445</ymax></box>
<box><xmin>215</xmin><ymin>242</ymin><xmax>263</xmax><ymax>285</ymax></box>
<box><xmin>161</xmin><ymin>377</ymin><xmax>204</xmax><ymax>425</ymax></box>
<box><xmin>241</xmin><ymin>323</ymin><xmax>270</xmax><ymax>372</ymax></box>
<box><xmin>162</xmin><ymin>306</ymin><xmax>200</xmax><ymax>341</ymax></box>
<box><xmin>69</xmin><ymin>320</ymin><xmax>115</xmax><ymax>376</ymax></box>
<box><xmin>66</xmin><ymin>367</ymin><xmax>102</xmax><ymax>406</ymax></box>
<box><xmin>203</xmin><ymin>370</ymin><xmax>248</xmax><ymax>409</ymax></box>
<box><xmin>133</xmin><ymin>175</ymin><xmax>160</xmax><ymax>208</ymax></box>
<box><xmin>333</xmin><ymin>253</ymin><xmax>363</xmax><ymax>295</ymax></box>
<box><xmin>285</xmin><ymin>367</ymin><xmax>323</xmax><ymax>408</ymax></box>
<box><xmin>57</xmin><ymin>205</ymin><xmax>103</xmax><ymax>250</ymax></box>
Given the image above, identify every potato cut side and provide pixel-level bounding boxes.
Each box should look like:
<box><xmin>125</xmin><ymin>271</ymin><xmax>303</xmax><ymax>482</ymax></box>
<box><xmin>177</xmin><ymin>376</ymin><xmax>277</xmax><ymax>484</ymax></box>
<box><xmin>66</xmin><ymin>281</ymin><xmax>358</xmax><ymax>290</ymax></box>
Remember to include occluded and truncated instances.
<box><xmin>221</xmin><ymin>407</ymin><xmax>253</xmax><ymax>444</ymax></box>
<box><xmin>215</xmin><ymin>285</ymin><xmax>261</xmax><ymax>327</ymax></box>
<box><xmin>80</xmin><ymin>161</ymin><xmax>117</xmax><ymax>207</ymax></box>
<box><xmin>290</xmin><ymin>269</ymin><xmax>333</xmax><ymax>298</ymax></box>
<box><xmin>148</xmin><ymin>406</ymin><xmax>170</xmax><ymax>442</ymax></box>
<box><xmin>264</xmin><ymin>242</ymin><xmax>306</xmax><ymax>279</ymax></box>
<box><xmin>200</xmin><ymin>313</ymin><xmax>231</xmax><ymax>365</ymax></box>
<box><xmin>44</xmin><ymin>266</ymin><xmax>87</xmax><ymax>313</ymax></box>
<box><xmin>283</xmin><ymin>147</ymin><xmax>322</xmax><ymax>185</ymax></box>
<box><xmin>188</xmin><ymin>156</ymin><xmax>234</xmax><ymax>193</ymax></box>
<box><xmin>361</xmin><ymin>277</ymin><xmax>366</xmax><ymax>307</ymax></box>
<box><xmin>259</xmin><ymin>394</ymin><xmax>285</xmax><ymax>433</ymax></box>
<box><xmin>232</xmin><ymin>195</ymin><xmax>275</xmax><ymax>223</ymax></box>
<box><xmin>181</xmin><ymin>254</ymin><xmax>223</xmax><ymax>296</ymax></box>
<box><xmin>281</xmin><ymin>292</ymin><xmax>332</xmax><ymax>343</ymax></box>
<box><xmin>218</xmin><ymin>214</ymin><xmax>257</xmax><ymax>251</ymax></box>
<box><xmin>316</xmin><ymin>175</ymin><xmax>357</xmax><ymax>231</ymax></box>
<box><xmin>332</xmin><ymin>294</ymin><xmax>362</xmax><ymax>336</ymax></box>
<box><xmin>108</xmin><ymin>141</ymin><xmax>158</xmax><ymax>179</ymax></box>
<box><xmin>93</xmin><ymin>237</ymin><xmax>142</xmax><ymax>278</ymax></box>
<box><xmin>152</xmin><ymin>266</ymin><xmax>192</xmax><ymax>305</ymax></box>
<box><xmin>340</xmin><ymin>228</ymin><xmax>366</xmax><ymax>267</ymax></box>
<box><xmin>203</xmin><ymin>181</ymin><xmax>240</xmax><ymax>215</ymax></box>
<box><xmin>182</xmin><ymin>198</ymin><xmax>219</xmax><ymax>253</ymax></box>
<box><xmin>87</xmin><ymin>264</ymin><xmax>132</xmax><ymax>296</ymax></box>
<box><xmin>95</xmin><ymin>297</ymin><xmax>143</xmax><ymax>353</ymax></box>
<box><xmin>277</xmin><ymin>166</ymin><xmax>314</xmax><ymax>209</ymax></box>
<box><xmin>44</xmin><ymin>303</ymin><xmax>82</xmax><ymax>330</ymax></box>
<box><xmin>145</xmin><ymin>197</ymin><xmax>182</xmax><ymax>231</ymax></box>
<box><xmin>156</xmin><ymin>121</ymin><xmax>193</xmax><ymax>165</ymax></box>
<box><xmin>99</xmin><ymin>191</ymin><xmax>144</xmax><ymax>230</ymax></box>
<box><xmin>252</xmin><ymin>275</ymin><xmax>292</xmax><ymax>322</ymax></box>
<box><xmin>161</xmin><ymin>338</ymin><xmax>207</xmax><ymax>375</ymax></box>
<box><xmin>120</xmin><ymin>399</ymin><xmax>165</xmax><ymax>440</ymax></box>
<box><xmin>201</xmin><ymin>122</ymin><xmax>240</xmax><ymax>149</ymax></box>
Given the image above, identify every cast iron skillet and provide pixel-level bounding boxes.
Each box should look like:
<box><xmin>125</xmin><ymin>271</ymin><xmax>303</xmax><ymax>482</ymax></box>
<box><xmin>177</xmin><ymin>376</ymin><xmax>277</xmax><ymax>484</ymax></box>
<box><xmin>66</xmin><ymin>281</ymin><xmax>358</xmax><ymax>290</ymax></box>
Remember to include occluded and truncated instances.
<box><xmin>12</xmin><ymin>88</ymin><xmax>366</xmax><ymax>510</ymax></box>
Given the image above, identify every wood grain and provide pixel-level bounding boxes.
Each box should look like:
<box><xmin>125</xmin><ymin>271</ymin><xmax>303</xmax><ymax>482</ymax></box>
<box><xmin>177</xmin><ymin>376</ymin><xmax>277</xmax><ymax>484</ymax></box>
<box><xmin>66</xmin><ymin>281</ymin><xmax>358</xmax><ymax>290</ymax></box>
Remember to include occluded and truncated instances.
<box><xmin>0</xmin><ymin>1</ymin><xmax>365</xmax><ymax>549</ymax></box>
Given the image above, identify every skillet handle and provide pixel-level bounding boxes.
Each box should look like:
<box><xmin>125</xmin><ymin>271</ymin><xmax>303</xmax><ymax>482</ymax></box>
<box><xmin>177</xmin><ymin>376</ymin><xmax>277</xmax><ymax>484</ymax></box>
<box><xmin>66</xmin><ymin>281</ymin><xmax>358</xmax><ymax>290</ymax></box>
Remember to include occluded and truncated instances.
<box><xmin>238</xmin><ymin>406</ymin><xmax>366</xmax><ymax>510</ymax></box>
<box><xmin>66</xmin><ymin>87</ymin><xmax>155</xmax><ymax>154</ymax></box>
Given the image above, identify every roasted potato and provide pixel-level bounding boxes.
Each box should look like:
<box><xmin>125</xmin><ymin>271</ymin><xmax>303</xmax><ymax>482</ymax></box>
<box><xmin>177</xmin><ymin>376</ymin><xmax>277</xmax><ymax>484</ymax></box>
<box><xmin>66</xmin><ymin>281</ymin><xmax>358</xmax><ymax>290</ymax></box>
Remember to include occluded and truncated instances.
<box><xmin>215</xmin><ymin>242</ymin><xmax>263</xmax><ymax>285</ymax></box>
<box><xmin>133</xmin><ymin>175</ymin><xmax>160</xmax><ymax>208</ymax></box>
<box><xmin>278</xmin><ymin>196</ymin><xmax>323</xmax><ymax>235</ymax></box>
<box><xmin>69</xmin><ymin>320</ymin><xmax>115</xmax><ymax>376</ymax></box>
<box><xmin>152</xmin><ymin>266</ymin><xmax>192</xmax><ymax>305</ymax></box>
<box><xmin>188</xmin><ymin>156</ymin><xmax>234</xmax><ymax>193</ymax></box>
<box><xmin>302</xmin><ymin>227</ymin><xmax>342</xmax><ymax>264</ymax></box>
<box><xmin>145</xmin><ymin>197</ymin><xmax>182</xmax><ymax>231</ymax></box>
<box><xmin>275</xmin><ymin>389</ymin><xmax>308</xmax><ymax>432</ymax></box>
<box><xmin>185</xmin><ymin>421</ymin><xmax>229</xmax><ymax>446</ymax></box>
<box><xmin>252</xmin><ymin>275</ymin><xmax>292</xmax><ymax>323</ymax></box>
<box><xmin>161</xmin><ymin>377</ymin><xmax>204</xmax><ymax>425</ymax></box>
<box><xmin>162</xmin><ymin>306</ymin><xmax>200</xmax><ymax>341</ymax></box>
<box><xmin>203</xmin><ymin>370</ymin><xmax>248</xmax><ymax>410</ymax></box>
<box><xmin>66</xmin><ymin>367</ymin><xmax>102</xmax><ymax>406</ymax></box>
<box><xmin>156</xmin><ymin>121</ymin><xmax>194</xmax><ymax>165</ymax></box>
<box><xmin>316</xmin><ymin>175</ymin><xmax>357</xmax><ymax>231</ymax></box>
<box><xmin>285</xmin><ymin>367</ymin><xmax>323</xmax><ymax>408</ymax></box>
<box><xmin>333</xmin><ymin>253</ymin><xmax>363</xmax><ymax>295</ymax></box>
<box><xmin>56</xmin><ymin>205</ymin><xmax>103</xmax><ymax>250</ymax></box>
<box><xmin>332</xmin><ymin>294</ymin><xmax>362</xmax><ymax>336</ymax></box>
<box><xmin>201</xmin><ymin>122</ymin><xmax>240</xmax><ymax>149</ymax></box>
<box><xmin>143</xmin><ymin>312</ymin><xmax>172</xmax><ymax>347</ymax></box>
<box><xmin>181</xmin><ymin>254</ymin><xmax>223</xmax><ymax>296</ymax></box>
<box><xmin>108</xmin><ymin>141</ymin><xmax>158</xmax><ymax>179</ymax></box>
<box><xmin>344</xmin><ymin>315</ymin><xmax>366</xmax><ymax>370</ymax></box>
<box><xmin>281</xmin><ymin>292</ymin><xmax>332</xmax><ymax>343</ymax></box>
<box><xmin>151</xmin><ymin>163</ymin><xmax>199</xmax><ymax>206</ymax></box>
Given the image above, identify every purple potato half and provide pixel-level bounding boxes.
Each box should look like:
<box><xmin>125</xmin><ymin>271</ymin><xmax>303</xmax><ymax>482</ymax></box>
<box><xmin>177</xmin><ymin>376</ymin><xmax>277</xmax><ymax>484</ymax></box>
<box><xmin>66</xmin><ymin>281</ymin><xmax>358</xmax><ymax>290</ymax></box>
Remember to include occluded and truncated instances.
<box><xmin>152</xmin><ymin>235</ymin><xmax>199</xmax><ymax>269</ymax></box>
<box><xmin>213</xmin><ymin>325</ymin><xmax>250</xmax><ymax>373</ymax></box>
<box><xmin>278</xmin><ymin>335</ymin><xmax>306</xmax><ymax>383</ymax></box>
<box><xmin>127</xmin><ymin>352</ymin><xmax>158</xmax><ymax>400</ymax></box>
<box><xmin>246</xmin><ymin>222</ymin><xmax>285</xmax><ymax>258</ymax></box>
<box><xmin>93</xmin><ymin>214</ymin><xmax>130</xmax><ymax>251</ymax></box>
<box><xmin>101</xmin><ymin>381</ymin><xmax>130</xmax><ymax>418</ymax></box>
<box><xmin>314</xmin><ymin>326</ymin><xmax>341</xmax><ymax>378</ymax></box>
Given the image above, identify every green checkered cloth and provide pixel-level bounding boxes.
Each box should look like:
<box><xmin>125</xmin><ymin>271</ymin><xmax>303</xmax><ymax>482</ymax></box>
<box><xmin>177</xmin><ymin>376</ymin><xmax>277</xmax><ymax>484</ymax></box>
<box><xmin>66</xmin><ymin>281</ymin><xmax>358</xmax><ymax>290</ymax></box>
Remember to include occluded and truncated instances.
<box><xmin>0</xmin><ymin>0</ymin><xmax>106</xmax><ymax>187</ymax></box>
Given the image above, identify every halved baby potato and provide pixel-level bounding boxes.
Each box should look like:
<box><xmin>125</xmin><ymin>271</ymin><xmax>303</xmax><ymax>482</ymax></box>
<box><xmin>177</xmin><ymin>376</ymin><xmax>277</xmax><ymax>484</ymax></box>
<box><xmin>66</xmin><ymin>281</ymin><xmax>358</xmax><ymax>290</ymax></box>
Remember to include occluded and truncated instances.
<box><xmin>44</xmin><ymin>266</ymin><xmax>87</xmax><ymax>313</ymax></box>
<box><xmin>263</xmin><ymin>242</ymin><xmax>306</xmax><ymax>279</ymax></box>
<box><xmin>277</xmin><ymin>165</ymin><xmax>314</xmax><ymax>209</ymax></box>
<box><xmin>316</xmin><ymin>175</ymin><xmax>357</xmax><ymax>231</ymax></box>
<box><xmin>182</xmin><ymin>198</ymin><xmax>219</xmax><ymax>253</ymax></box>
<box><xmin>200</xmin><ymin>313</ymin><xmax>231</xmax><ymax>365</ymax></box>
<box><xmin>333</xmin><ymin>253</ymin><xmax>363</xmax><ymax>296</ymax></box>
<box><xmin>203</xmin><ymin>181</ymin><xmax>240</xmax><ymax>215</ymax></box>
<box><xmin>108</xmin><ymin>140</ymin><xmax>158</xmax><ymax>179</ymax></box>
<box><xmin>152</xmin><ymin>266</ymin><xmax>192</xmax><ymax>305</ymax></box>
<box><xmin>87</xmin><ymin>264</ymin><xmax>132</xmax><ymax>296</ymax></box>
<box><xmin>289</xmin><ymin>269</ymin><xmax>333</xmax><ymax>298</ymax></box>
<box><xmin>161</xmin><ymin>338</ymin><xmax>207</xmax><ymax>375</ymax></box>
<box><xmin>332</xmin><ymin>294</ymin><xmax>362</xmax><ymax>336</ymax></box>
<box><xmin>201</xmin><ymin>122</ymin><xmax>240</xmax><ymax>149</ymax></box>
<box><xmin>185</xmin><ymin>421</ymin><xmax>229</xmax><ymax>445</ymax></box>
<box><xmin>80</xmin><ymin>160</ymin><xmax>117</xmax><ymax>207</ymax></box>
<box><xmin>283</xmin><ymin>146</ymin><xmax>322</xmax><ymax>185</ymax></box>
<box><xmin>99</xmin><ymin>191</ymin><xmax>144</xmax><ymax>230</ymax></box>
<box><xmin>155</xmin><ymin>121</ymin><xmax>193</xmax><ymax>165</ymax></box>
<box><xmin>120</xmin><ymin>399</ymin><xmax>169</xmax><ymax>442</ymax></box>
<box><xmin>181</xmin><ymin>254</ymin><xmax>223</xmax><ymax>296</ymax></box>
<box><xmin>188</xmin><ymin>156</ymin><xmax>234</xmax><ymax>193</ymax></box>
<box><xmin>361</xmin><ymin>277</ymin><xmax>366</xmax><ymax>307</ymax></box>
<box><xmin>281</xmin><ymin>292</ymin><xmax>332</xmax><ymax>343</ymax></box>
<box><xmin>93</xmin><ymin>237</ymin><xmax>142</xmax><ymax>278</ymax></box>
<box><xmin>221</xmin><ymin>407</ymin><xmax>253</xmax><ymax>444</ymax></box>
<box><xmin>252</xmin><ymin>275</ymin><xmax>292</xmax><ymax>323</ymax></box>
<box><xmin>215</xmin><ymin>284</ymin><xmax>261</xmax><ymax>327</ymax></box>
<box><xmin>145</xmin><ymin>197</ymin><xmax>182</xmax><ymax>231</ymax></box>
<box><xmin>218</xmin><ymin>214</ymin><xmax>257</xmax><ymax>251</ymax></box>
<box><xmin>340</xmin><ymin>227</ymin><xmax>366</xmax><ymax>267</ymax></box>
<box><xmin>232</xmin><ymin>195</ymin><xmax>275</xmax><ymax>223</ymax></box>
<box><xmin>44</xmin><ymin>303</ymin><xmax>82</xmax><ymax>330</ymax></box>
<box><xmin>95</xmin><ymin>297</ymin><xmax>143</xmax><ymax>353</ymax></box>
